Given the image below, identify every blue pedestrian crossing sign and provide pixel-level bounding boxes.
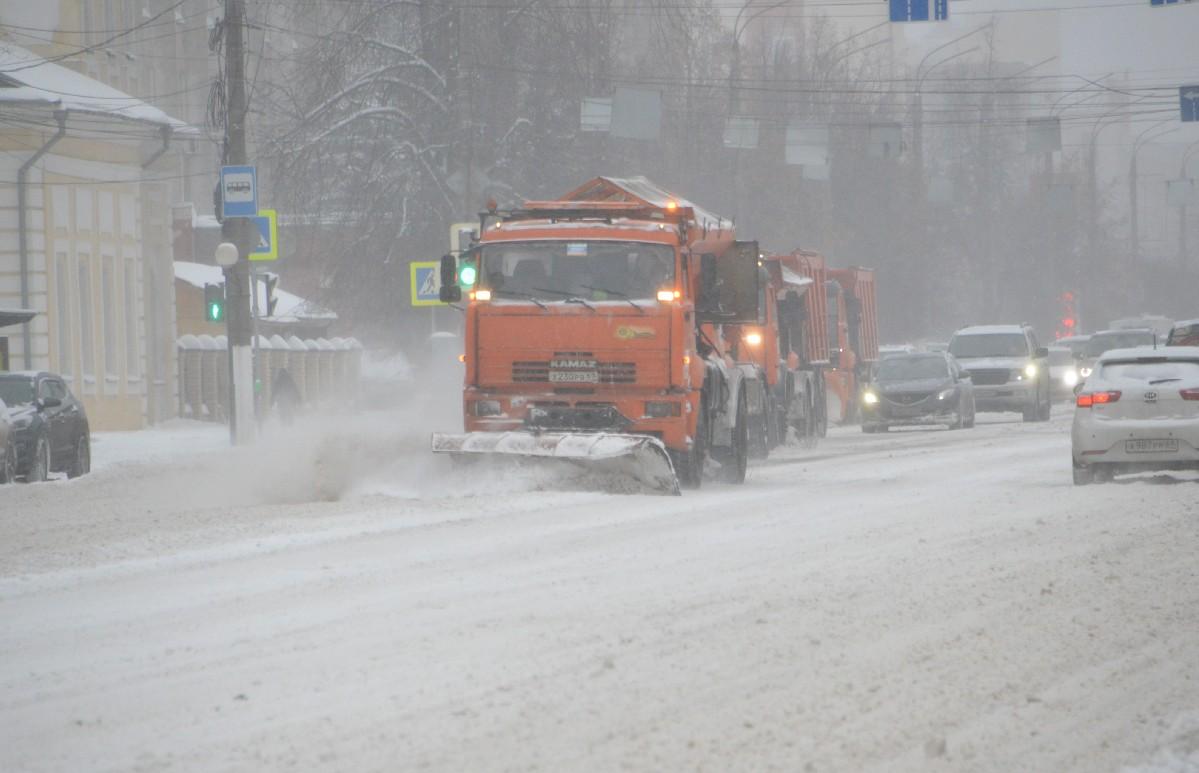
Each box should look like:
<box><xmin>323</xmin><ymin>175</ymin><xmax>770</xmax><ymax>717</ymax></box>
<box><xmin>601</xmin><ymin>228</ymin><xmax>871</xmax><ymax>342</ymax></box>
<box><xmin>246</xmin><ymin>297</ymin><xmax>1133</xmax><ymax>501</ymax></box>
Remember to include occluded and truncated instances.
<box><xmin>248</xmin><ymin>209</ymin><xmax>278</xmax><ymax>262</ymax></box>
<box><xmin>1182</xmin><ymin>86</ymin><xmax>1199</xmax><ymax>123</ymax></box>
<box><xmin>890</xmin><ymin>0</ymin><xmax>948</xmax><ymax>21</ymax></box>
<box><xmin>410</xmin><ymin>261</ymin><xmax>444</xmax><ymax>307</ymax></box>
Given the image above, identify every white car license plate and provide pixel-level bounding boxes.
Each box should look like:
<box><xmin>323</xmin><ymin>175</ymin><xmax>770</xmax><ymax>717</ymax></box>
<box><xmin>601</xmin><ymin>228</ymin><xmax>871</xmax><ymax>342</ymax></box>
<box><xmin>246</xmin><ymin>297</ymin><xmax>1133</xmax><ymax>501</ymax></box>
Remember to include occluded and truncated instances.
<box><xmin>1125</xmin><ymin>438</ymin><xmax>1178</xmax><ymax>454</ymax></box>
<box><xmin>549</xmin><ymin>370</ymin><xmax>599</xmax><ymax>384</ymax></box>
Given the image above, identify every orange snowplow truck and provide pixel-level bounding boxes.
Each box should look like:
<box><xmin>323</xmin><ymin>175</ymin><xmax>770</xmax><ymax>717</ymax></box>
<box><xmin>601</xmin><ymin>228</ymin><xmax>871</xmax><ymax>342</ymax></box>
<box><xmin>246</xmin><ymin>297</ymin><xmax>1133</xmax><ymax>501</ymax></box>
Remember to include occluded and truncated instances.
<box><xmin>824</xmin><ymin>267</ymin><xmax>879</xmax><ymax>424</ymax></box>
<box><xmin>724</xmin><ymin>250</ymin><xmax>832</xmax><ymax>456</ymax></box>
<box><xmin>430</xmin><ymin>177</ymin><xmax>763</xmax><ymax>493</ymax></box>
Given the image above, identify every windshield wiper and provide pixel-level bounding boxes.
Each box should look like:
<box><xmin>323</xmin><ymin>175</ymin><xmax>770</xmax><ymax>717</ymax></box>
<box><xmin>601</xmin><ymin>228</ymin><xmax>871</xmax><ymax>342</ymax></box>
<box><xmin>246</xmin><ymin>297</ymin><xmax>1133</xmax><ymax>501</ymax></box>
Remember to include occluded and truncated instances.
<box><xmin>580</xmin><ymin>284</ymin><xmax>646</xmax><ymax>315</ymax></box>
<box><xmin>491</xmin><ymin>288</ymin><xmax>548</xmax><ymax>310</ymax></box>
<box><xmin>1148</xmin><ymin>377</ymin><xmax>1180</xmax><ymax>385</ymax></box>
<box><xmin>532</xmin><ymin>287</ymin><xmax>597</xmax><ymax>312</ymax></box>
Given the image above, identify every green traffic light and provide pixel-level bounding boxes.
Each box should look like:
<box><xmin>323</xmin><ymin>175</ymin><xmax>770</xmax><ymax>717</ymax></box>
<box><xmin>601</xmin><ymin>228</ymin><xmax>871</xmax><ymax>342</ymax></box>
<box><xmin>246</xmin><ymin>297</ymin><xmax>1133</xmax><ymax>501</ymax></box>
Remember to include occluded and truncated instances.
<box><xmin>459</xmin><ymin>263</ymin><xmax>478</xmax><ymax>287</ymax></box>
<box><xmin>207</xmin><ymin>302</ymin><xmax>224</xmax><ymax>322</ymax></box>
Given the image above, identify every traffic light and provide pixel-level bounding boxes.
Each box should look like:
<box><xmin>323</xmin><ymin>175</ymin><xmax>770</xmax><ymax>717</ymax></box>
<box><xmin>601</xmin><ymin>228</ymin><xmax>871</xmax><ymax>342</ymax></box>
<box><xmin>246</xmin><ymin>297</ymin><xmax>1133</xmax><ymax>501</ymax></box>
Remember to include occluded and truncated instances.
<box><xmin>1056</xmin><ymin>290</ymin><xmax>1077</xmax><ymax>339</ymax></box>
<box><xmin>262</xmin><ymin>273</ymin><xmax>278</xmax><ymax>317</ymax></box>
<box><xmin>458</xmin><ymin>257</ymin><xmax>478</xmax><ymax>288</ymax></box>
<box><xmin>204</xmin><ymin>283</ymin><xmax>225</xmax><ymax>322</ymax></box>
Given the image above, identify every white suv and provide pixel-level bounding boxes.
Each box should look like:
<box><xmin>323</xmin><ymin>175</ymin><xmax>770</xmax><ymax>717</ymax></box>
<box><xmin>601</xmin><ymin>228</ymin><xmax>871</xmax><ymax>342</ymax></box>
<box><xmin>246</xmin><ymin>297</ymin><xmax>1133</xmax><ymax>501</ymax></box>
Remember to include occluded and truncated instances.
<box><xmin>948</xmin><ymin>325</ymin><xmax>1052</xmax><ymax>422</ymax></box>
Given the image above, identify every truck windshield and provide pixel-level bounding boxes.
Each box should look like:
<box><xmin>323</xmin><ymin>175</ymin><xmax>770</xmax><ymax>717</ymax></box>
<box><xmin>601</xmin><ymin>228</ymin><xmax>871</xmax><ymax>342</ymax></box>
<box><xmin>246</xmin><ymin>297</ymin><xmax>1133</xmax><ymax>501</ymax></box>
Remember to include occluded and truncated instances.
<box><xmin>0</xmin><ymin>376</ymin><xmax>36</xmax><ymax>406</ymax></box>
<box><xmin>876</xmin><ymin>356</ymin><xmax>948</xmax><ymax>381</ymax></box>
<box><xmin>481</xmin><ymin>241</ymin><xmax>674</xmax><ymax>302</ymax></box>
<box><xmin>949</xmin><ymin>334</ymin><xmax>1028</xmax><ymax>358</ymax></box>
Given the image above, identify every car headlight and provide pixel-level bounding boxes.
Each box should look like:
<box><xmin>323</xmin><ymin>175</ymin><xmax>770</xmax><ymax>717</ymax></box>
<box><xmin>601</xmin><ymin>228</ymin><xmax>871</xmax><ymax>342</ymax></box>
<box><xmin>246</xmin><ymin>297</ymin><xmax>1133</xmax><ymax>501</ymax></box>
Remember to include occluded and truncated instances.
<box><xmin>1079</xmin><ymin>366</ymin><xmax>1092</xmax><ymax>378</ymax></box>
<box><xmin>11</xmin><ymin>416</ymin><xmax>32</xmax><ymax>430</ymax></box>
<box><xmin>1023</xmin><ymin>363</ymin><xmax>1038</xmax><ymax>379</ymax></box>
<box><xmin>937</xmin><ymin>388</ymin><xmax>955</xmax><ymax>401</ymax></box>
<box><xmin>862</xmin><ymin>391</ymin><xmax>879</xmax><ymax>405</ymax></box>
<box><xmin>1062</xmin><ymin>370</ymin><xmax>1078</xmax><ymax>387</ymax></box>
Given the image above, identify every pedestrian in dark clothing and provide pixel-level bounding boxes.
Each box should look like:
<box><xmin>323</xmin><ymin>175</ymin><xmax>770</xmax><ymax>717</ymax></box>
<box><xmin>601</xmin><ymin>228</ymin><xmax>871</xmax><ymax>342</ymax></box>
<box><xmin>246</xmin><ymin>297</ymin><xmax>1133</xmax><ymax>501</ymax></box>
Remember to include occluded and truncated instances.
<box><xmin>272</xmin><ymin>369</ymin><xmax>301</xmax><ymax>425</ymax></box>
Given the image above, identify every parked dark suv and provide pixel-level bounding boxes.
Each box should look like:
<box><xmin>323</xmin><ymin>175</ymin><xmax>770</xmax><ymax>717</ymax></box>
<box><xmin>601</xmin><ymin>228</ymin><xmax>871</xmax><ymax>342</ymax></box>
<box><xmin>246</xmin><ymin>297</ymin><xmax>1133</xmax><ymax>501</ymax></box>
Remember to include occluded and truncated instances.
<box><xmin>0</xmin><ymin>372</ymin><xmax>91</xmax><ymax>482</ymax></box>
<box><xmin>948</xmin><ymin>325</ymin><xmax>1051</xmax><ymax>422</ymax></box>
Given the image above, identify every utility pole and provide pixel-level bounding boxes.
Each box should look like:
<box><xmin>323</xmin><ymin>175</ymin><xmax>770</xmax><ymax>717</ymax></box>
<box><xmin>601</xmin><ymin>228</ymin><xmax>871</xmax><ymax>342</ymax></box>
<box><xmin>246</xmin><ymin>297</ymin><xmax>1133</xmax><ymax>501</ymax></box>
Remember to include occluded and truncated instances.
<box><xmin>221</xmin><ymin>0</ymin><xmax>256</xmax><ymax>444</ymax></box>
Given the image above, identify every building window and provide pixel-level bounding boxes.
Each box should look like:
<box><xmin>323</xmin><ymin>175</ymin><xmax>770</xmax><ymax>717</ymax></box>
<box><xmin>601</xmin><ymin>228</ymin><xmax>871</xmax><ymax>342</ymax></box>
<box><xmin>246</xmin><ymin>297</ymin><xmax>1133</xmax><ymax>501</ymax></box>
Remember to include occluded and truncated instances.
<box><xmin>52</xmin><ymin>186</ymin><xmax>70</xmax><ymax>232</ymax></box>
<box><xmin>125</xmin><ymin>259</ymin><xmax>140</xmax><ymax>379</ymax></box>
<box><xmin>99</xmin><ymin>191</ymin><xmax>115</xmax><ymax>234</ymax></box>
<box><xmin>76</xmin><ymin>187</ymin><xmax>93</xmax><ymax>232</ymax></box>
<box><xmin>78</xmin><ymin>257</ymin><xmax>95</xmax><ymax>384</ymax></box>
<box><xmin>120</xmin><ymin>193</ymin><xmax>136</xmax><ymax>237</ymax></box>
<box><xmin>102</xmin><ymin>255</ymin><xmax>119</xmax><ymax>380</ymax></box>
<box><xmin>55</xmin><ymin>252</ymin><xmax>73</xmax><ymax>379</ymax></box>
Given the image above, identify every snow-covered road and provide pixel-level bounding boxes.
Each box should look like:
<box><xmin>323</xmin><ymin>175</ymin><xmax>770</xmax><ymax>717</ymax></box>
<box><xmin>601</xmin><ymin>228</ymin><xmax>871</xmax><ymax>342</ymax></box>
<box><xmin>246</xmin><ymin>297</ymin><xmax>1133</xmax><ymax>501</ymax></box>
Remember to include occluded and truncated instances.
<box><xmin>2</xmin><ymin>405</ymin><xmax>1197</xmax><ymax>772</ymax></box>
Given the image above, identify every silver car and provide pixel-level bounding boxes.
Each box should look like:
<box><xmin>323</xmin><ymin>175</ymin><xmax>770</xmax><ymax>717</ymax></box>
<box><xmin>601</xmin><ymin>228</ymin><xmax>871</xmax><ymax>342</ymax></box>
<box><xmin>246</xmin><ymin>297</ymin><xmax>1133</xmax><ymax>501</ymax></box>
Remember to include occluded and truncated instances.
<box><xmin>1071</xmin><ymin>347</ymin><xmax>1199</xmax><ymax>484</ymax></box>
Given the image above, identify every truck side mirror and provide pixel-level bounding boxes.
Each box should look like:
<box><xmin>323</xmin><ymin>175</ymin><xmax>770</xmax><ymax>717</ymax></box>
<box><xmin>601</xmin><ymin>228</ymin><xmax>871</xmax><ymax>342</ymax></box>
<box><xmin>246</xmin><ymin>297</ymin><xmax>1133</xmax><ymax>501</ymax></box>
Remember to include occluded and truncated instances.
<box><xmin>439</xmin><ymin>254</ymin><xmax>462</xmax><ymax>303</ymax></box>
<box><xmin>698</xmin><ymin>253</ymin><xmax>719</xmax><ymax>311</ymax></box>
<box><xmin>1035</xmin><ymin>346</ymin><xmax>1049</xmax><ymax>359</ymax></box>
<box><xmin>696</xmin><ymin>242</ymin><xmax>760</xmax><ymax>324</ymax></box>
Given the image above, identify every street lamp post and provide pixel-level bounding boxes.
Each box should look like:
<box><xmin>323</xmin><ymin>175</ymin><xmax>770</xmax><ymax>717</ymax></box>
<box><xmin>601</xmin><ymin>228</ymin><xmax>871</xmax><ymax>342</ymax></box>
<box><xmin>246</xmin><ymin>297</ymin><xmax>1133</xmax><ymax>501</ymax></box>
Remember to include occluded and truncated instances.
<box><xmin>1179</xmin><ymin>141</ymin><xmax>1199</xmax><ymax>267</ymax></box>
<box><xmin>1130</xmin><ymin>121</ymin><xmax>1179</xmax><ymax>262</ymax></box>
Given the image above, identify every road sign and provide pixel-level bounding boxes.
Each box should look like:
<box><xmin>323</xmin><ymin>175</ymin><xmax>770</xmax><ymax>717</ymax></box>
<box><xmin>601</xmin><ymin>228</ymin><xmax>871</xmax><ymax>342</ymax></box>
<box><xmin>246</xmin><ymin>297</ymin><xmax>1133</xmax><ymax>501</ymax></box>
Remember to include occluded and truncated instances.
<box><xmin>890</xmin><ymin>0</ymin><xmax>948</xmax><ymax>22</ymax></box>
<box><xmin>449</xmin><ymin>222</ymin><xmax>477</xmax><ymax>254</ymax></box>
<box><xmin>220</xmin><ymin>165</ymin><xmax>257</xmax><ymax>218</ymax></box>
<box><xmin>1181</xmin><ymin>86</ymin><xmax>1199</xmax><ymax>122</ymax></box>
<box><xmin>1151</xmin><ymin>0</ymin><xmax>1193</xmax><ymax>6</ymax></box>
<box><xmin>410</xmin><ymin>261</ymin><xmax>444</xmax><ymax>307</ymax></box>
<box><xmin>248</xmin><ymin>208</ymin><xmax>279</xmax><ymax>262</ymax></box>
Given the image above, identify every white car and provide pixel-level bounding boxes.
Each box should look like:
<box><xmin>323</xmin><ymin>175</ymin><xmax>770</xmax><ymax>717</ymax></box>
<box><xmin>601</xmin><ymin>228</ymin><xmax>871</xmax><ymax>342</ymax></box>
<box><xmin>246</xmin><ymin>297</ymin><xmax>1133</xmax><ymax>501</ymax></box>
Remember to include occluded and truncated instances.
<box><xmin>1072</xmin><ymin>346</ymin><xmax>1199</xmax><ymax>485</ymax></box>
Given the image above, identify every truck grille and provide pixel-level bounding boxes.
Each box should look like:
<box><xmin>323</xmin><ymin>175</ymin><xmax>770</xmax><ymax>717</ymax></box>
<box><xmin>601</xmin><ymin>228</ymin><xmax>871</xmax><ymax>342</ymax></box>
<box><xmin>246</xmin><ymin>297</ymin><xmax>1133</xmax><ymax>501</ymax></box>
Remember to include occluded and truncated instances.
<box><xmin>512</xmin><ymin>356</ymin><xmax>637</xmax><ymax>384</ymax></box>
<box><xmin>966</xmin><ymin>368</ymin><xmax>1009</xmax><ymax>386</ymax></box>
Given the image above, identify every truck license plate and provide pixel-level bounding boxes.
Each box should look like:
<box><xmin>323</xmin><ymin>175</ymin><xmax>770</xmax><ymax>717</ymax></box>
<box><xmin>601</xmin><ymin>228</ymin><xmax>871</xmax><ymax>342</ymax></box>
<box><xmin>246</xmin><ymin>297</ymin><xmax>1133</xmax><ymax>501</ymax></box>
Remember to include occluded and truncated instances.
<box><xmin>549</xmin><ymin>370</ymin><xmax>599</xmax><ymax>383</ymax></box>
<box><xmin>1125</xmin><ymin>438</ymin><xmax>1178</xmax><ymax>454</ymax></box>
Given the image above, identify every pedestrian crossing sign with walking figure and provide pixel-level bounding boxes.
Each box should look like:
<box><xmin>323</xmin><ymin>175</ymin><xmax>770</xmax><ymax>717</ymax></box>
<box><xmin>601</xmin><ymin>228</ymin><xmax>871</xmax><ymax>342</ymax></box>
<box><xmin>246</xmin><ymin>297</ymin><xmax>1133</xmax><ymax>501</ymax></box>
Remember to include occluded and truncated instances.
<box><xmin>411</xmin><ymin>261</ymin><xmax>444</xmax><ymax>307</ymax></box>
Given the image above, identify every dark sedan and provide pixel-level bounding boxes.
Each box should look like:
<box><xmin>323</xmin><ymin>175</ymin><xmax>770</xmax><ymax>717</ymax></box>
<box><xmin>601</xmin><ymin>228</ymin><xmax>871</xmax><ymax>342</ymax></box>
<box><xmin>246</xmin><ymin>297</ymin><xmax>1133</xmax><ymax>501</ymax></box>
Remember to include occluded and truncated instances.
<box><xmin>860</xmin><ymin>353</ymin><xmax>976</xmax><ymax>432</ymax></box>
<box><xmin>0</xmin><ymin>372</ymin><xmax>91</xmax><ymax>482</ymax></box>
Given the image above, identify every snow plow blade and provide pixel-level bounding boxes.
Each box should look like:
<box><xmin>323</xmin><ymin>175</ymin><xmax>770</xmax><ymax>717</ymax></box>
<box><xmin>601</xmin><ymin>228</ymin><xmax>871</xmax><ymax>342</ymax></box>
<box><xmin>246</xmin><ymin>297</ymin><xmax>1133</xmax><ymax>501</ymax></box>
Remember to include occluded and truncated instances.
<box><xmin>431</xmin><ymin>431</ymin><xmax>681</xmax><ymax>496</ymax></box>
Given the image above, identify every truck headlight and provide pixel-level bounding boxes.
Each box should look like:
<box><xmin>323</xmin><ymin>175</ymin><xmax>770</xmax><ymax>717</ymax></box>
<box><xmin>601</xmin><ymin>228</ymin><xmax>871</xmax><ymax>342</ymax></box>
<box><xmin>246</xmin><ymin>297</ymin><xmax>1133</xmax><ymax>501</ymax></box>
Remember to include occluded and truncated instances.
<box><xmin>862</xmin><ymin>391</ymin><xmax>879</xmax><ymax>405</ymax></box>
<box><xmin>471</xmin><ymin>400</ymin><xmax>502</xmax><ymax>417</ymax></box>
<box><xmin>1023</xmin><ymin>363</ymin><xmax>1038</xmax><ymax>379</ymax></box>
<box><xmin>937</xmin><ymin>388</ymin><xmax>955</xmax><ymax>401</ymax></box>
<box><xmin>1063</xmin><ymin>369</ymin><xmax>1078</xmax><ymax>387</ymax></box>
<box><xmin>644</xmin><ymin>401</ymin><xmax>681</xmax><ymax>418</ymax></box>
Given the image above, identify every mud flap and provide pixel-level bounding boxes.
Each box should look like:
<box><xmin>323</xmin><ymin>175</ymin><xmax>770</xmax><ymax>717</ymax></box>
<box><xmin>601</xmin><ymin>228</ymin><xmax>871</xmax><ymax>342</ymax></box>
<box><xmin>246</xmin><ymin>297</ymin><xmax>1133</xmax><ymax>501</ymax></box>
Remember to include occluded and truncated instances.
<box><xmin>431</xmin><ymin>431</ymin><xmax>681</xmax><ymax>496</ymax></box>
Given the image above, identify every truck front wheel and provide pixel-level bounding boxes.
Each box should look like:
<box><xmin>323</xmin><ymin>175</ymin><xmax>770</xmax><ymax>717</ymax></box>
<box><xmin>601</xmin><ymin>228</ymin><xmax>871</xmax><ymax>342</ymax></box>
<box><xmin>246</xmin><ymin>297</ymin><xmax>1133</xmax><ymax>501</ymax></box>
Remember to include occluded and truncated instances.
<box><xmin>674</xmin><ymin>405</ymin><xmax>707</xmax><ymax>489</ymax></box>
<box><xmin>716</xmin><ymin>393</ymin><xmax>749</xmax><ymax>484</ymax></box>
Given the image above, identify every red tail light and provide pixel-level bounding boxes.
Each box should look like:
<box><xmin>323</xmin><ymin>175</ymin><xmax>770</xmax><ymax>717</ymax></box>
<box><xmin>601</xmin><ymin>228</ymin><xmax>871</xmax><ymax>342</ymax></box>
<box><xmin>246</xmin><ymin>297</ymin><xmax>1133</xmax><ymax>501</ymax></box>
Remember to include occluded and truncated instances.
<box><xmin>1182</xmin><ymin>388</ymin><xmax>1199</xmax><ymax>401</ymax></box>
<box><xmin>1076</xmin><ymin>390</ymin><xmax>1121</xmax><ymax>408</ymax></box>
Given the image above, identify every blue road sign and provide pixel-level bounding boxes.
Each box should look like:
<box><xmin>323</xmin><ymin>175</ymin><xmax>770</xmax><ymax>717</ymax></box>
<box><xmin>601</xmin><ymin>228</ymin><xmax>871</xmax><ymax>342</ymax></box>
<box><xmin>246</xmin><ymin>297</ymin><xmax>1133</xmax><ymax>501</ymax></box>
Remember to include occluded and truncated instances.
<box><xmin>1151</xmin><ymin>0</ymin><xmax>1191</xmax><ymax>6</ymax></box>
<box><xmin>248</xmin><ymin>209</ymin><xmax>278</xmax><ymax>261</ymax></box>
<box><xmin>220</xmin><ymin>165</ymin><xmax>257</xmax><ymax>218</ymax></box>
<box><xmin>411</xmin><ymin>263</ymin><xmax>442</xmax><ymax>306</ymax></box>
<box><xmin>890</xmin><ymin>0</ymin><xmax>948</xmax><ymax>22</ymax></box>
<box><xmin>1182</xmin><ymin>86</ymin><xmax>1199</xmax><ymax>122</ymax></box>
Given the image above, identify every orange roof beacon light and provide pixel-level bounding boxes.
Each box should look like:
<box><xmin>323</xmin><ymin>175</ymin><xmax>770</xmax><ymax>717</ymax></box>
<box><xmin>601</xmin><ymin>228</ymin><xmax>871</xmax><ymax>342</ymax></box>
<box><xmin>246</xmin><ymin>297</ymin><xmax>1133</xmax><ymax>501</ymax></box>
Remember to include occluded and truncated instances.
<box><xmin>657</xmin><ymin>289</ymin><xmax>681</xmax><ymax>303</ymax></box>
<box><xmin>472</xmin><ymin>289</ymin><xmax>492</xmax><ymax>302</ymax></box>
<box><xmin>744</xmin><ymin>331</ymin><xmax>763</xmax><ymax>346</ymax></box>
